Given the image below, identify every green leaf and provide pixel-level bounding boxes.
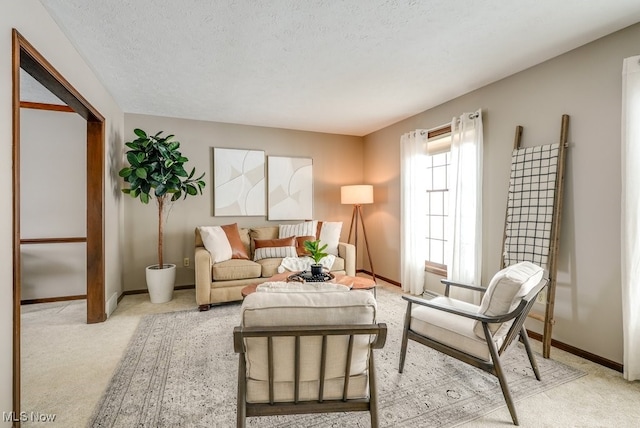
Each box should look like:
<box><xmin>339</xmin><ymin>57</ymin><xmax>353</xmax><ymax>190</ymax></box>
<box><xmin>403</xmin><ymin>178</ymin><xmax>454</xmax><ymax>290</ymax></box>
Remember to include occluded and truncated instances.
<box><xmin>121</xmin><ymin>188</ymin><xmax>131</xmax><ymax>194</ymax></box>
<box><xmin>186</xmin><ymin>184</ymin><xmax>197</xmax><ymax>196</ymax></box>
<box><xmin>140</xmin><ymin>193</ymin><xmax>150</xmax><ymax>204</ymax></box>
<box><xmin>135</xmin><ymin>168</ymin><xmax>147</xmax><ymax>179</ymax></box>
<box><xmin>134</xmin><ymin>128</ymin><xmax>147</xmax><ymax>138</ymax></box>
<box><xmin>155</xmin><ymin>184</ymin><xmax>166</xmax><ymax>196</ymax></box>
<box><xmin>127</xmin><ymin>152</ymin><xmax>141</xmax><ymax>167</ymax></box>
<box><xmin>118</xmin><ymin>167</ymin><xmax>132</xmax><ymax>177</ymax></box>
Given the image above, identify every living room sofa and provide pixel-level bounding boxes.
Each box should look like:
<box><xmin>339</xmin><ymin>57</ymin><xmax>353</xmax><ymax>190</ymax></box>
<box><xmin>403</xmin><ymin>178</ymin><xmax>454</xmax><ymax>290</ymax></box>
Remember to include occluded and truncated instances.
<box><xmin>195</xmin><ymin>225</ymin><xmax>355</xmax><ymax>310</ymax></box>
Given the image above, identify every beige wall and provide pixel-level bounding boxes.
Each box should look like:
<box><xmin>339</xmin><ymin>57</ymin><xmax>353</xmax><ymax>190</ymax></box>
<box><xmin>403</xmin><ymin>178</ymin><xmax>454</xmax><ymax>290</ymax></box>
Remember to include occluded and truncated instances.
<box><xmin>1</xmin><ymin>0</ymin><xmax>124</xmax><ymax>420</ymax></box>
<box><xmin>121</xmin><ymin>113</ymin><xmax>363</xmax><ymax>291</ymax></box>
<box><xmin>20</xmin><ymin>109</ymin><xmax>87</xmax><ymax>300</ymax></box>
<box><xmin>364</xmin><ymin>22</ymin><xmax>640</xmax><ymax>364</ymax></box>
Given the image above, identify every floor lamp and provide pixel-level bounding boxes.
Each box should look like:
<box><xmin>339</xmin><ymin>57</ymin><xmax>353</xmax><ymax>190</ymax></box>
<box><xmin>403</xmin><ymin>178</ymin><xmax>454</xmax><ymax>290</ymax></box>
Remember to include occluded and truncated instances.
<box><xmin>341</xmin><ymin>185</ymin><xmax>376</xmax><ymax>283</ymax></box>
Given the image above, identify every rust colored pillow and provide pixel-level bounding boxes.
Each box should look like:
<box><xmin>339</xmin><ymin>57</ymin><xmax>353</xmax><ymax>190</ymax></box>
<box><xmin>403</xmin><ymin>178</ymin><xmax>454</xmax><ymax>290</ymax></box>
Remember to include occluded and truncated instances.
<box><xmin>295</xmin><ymin>236</ymin><xmax>317</xmax><ymax>257</ymax></box>
<box><xmin>253</xmin><ymin>236</ymin><xmax>297</xmax><ymax>261</ymax></box>
<box><xmin>221</xmin><ymin>223</ymin><xmax>249</xmax><ymax>260</ymax></box>
<box><xmin>254</xmin><ymin>236</ymin><xmax>296</xmax><ymax>249</ymax></box>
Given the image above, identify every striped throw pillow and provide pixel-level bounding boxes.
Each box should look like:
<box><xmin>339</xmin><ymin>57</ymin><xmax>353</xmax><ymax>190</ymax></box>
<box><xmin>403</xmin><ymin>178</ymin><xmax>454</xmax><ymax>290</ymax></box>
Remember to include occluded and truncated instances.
<box><xmin>278</xmin><ymin>221</ymin><xmax>318</xmax><ymax>239</ymax></box>
<box><xmin>253</xmin><ymin>237</ymin><xmax>297</xmax><ymax>261</ymax></box>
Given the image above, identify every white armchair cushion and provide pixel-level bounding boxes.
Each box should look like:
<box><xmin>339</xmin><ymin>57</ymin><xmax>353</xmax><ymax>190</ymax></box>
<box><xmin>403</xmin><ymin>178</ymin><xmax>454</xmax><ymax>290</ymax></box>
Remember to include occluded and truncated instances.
<box><xmin>240</xmin><ymin>291</ymin><xmax>376</xmax><ymax>402</ymax></box>
<box><xmin>410</xmin><ymin>296</ymin><xmax>501</xmax><ymax>361</ymax></box>
<box><xmin>473</xmin><ymin>261</ymin><xmax>544</xmax><ymax>338</ymax></box>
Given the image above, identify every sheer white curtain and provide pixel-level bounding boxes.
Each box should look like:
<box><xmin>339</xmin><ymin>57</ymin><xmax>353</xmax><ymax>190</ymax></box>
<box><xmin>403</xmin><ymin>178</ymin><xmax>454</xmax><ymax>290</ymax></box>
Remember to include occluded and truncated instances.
<box><xmin>621</xmin><ymin>55</ymin><xmax>640</xmax><ymax>381</ymax></box>
<box><xmin>400</xmin><ymin>130</ymin><xmax>428</xmax><ymax>294</ymax></box>
<box><xmin>447</xmin><ymin>110</ymin><xmax>483</xmax><ymax>294</ymax></box>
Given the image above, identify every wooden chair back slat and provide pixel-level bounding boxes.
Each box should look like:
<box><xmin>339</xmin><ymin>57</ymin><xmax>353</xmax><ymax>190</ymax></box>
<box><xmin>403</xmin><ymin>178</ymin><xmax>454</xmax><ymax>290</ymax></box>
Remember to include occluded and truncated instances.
<box><xmin>319</xmin><ymin>335</ymin><xmax>328</xmax><ymax>403</ymax></box>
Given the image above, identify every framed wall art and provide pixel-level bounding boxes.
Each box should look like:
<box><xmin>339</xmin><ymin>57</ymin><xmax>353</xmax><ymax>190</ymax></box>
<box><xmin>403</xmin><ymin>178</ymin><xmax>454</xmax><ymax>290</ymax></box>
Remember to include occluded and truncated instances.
<box><xmin>213</xmin><ymin>148</ymin><xmax>265</xmax><ymax>216</ymax></box>
<box><xmin>267</xmin><ymin>156</ymin><xmax>313</xmax><ymax>220</ymax></box>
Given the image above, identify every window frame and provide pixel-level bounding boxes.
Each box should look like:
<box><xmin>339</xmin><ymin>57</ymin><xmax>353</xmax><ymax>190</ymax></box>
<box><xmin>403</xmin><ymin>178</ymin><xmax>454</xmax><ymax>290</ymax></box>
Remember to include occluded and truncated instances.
<box><xmin>424</xmin><ymin>124</ymin><xmax>452</xmax><ymax>277</ymax></box>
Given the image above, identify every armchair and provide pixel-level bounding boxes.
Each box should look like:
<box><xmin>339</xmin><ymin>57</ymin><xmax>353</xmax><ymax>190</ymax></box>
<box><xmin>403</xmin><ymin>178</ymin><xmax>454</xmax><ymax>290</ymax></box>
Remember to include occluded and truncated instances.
<box><xmin>398</xmin><ymin>261</ymin><xmax>547</xmax><ymax>426</ymax></box>
<box><xmin>234</xmin><ymin>290</ymin><xmax>387</xmax><ymax>427</ymax></box>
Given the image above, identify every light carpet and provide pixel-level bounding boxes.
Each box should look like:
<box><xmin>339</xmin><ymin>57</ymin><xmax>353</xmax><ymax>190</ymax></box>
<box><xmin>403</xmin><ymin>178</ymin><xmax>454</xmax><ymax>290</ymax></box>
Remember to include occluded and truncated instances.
<box><xmin>89</xmin><ymin>288</ymin><xmax>585</xmax><ymax>427</ymax></box>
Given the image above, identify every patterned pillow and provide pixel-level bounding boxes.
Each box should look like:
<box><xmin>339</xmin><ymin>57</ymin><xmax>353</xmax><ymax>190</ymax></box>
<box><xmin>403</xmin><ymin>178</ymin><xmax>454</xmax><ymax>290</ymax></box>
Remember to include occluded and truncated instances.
<box><xmin>253</xmin><ymin>237</ymin><xmax>297</xmax><ymax>261</ymax></box>
<box><xmin>279</xmin><ymin>221</ymin><xmax>317</xmax><ymax>239</ymax></box>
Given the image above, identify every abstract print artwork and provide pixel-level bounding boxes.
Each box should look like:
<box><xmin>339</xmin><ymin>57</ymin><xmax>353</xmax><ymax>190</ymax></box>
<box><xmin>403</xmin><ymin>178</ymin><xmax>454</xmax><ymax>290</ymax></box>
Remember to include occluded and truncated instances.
<box><xmin>267</xmin><ymin>156</ymin><xmax>313</xmax><ymax>220</ymax></box>
<box><xmin>213</xmin><ymin>148</ymin><xmax>265</xmax><ymax>216</ymax></box>
<box><xmin>503</xmin><ymin>143</ymin><xmax>559</xmax><ymax>268</ymax></box>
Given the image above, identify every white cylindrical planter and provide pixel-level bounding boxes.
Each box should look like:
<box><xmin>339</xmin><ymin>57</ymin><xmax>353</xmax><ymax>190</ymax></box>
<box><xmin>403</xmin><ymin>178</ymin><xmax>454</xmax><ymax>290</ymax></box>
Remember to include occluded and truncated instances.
<box><xmin>145</xmin><ymin>264</ymin><xmax>176</xmax><ymax>303</ymax></box>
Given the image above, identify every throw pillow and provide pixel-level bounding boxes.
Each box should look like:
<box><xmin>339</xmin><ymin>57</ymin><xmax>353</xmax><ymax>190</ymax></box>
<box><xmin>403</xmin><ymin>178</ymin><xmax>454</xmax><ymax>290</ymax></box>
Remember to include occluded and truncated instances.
<box><xmin>318</xmin><ymin>221</ymin><xmax>343</xmax><ymax>256</ymax></box>
<box><xmin>253</xmin><ymin>236</ymin><xmax>297</xmax><ymax>261</ymax></box>
<box><xmin>199</xmin><ymin>223</ymin><xmax>249</xmax><ymax>263</ymax></box>
<box><xmin>295</xmin><ymin>235</ymin><xmax>317</xmax><ymax>257</ymax></box>
<box><xmin>220</xmin><ymin>223</ymin><xmax>249</xmax><ymax>259</ymax></box>
<box><xmin>279</xmin><ymin>221</ymin><xmax>318</xmax><ymax>239</ymax></box>
<box><xmin>473</xmin><ymin>261</ymin><xmax>544</xmax><ymax>339</ymax></box>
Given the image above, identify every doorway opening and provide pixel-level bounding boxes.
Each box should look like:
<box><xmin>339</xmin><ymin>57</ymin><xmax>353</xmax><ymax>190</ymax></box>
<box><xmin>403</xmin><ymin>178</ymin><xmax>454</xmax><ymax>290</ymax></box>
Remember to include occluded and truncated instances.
<box><xmin>12</xmin><ymin>29</ymin><xmax>106</xmax><ymax>420</ymax></box>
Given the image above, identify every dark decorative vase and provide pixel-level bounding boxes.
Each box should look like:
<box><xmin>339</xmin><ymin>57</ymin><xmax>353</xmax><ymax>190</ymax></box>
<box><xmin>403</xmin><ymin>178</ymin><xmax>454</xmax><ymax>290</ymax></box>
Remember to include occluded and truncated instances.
<box><xmin>310</xmin><ymin>264</ymin><xmax>323</xmax><ymax>276</ymax></box>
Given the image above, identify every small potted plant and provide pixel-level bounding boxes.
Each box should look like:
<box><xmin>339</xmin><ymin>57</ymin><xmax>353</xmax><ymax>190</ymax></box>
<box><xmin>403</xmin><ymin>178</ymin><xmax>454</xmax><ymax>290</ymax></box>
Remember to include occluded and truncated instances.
<box><xmin>119</xmin><ymin>129</ymin><xmax>205</xmax><ymax>303</ymax></box>
<box><xmin>303</xmin><ymin>239</ymin><xmax>329</xmax><ymax>276</ymax></box>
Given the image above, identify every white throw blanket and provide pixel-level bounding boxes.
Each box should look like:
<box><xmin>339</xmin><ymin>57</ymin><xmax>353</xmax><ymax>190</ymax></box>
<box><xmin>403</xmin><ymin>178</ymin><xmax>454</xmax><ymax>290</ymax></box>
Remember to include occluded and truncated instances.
<box><xmin>277</xmin><ymin>255</ymin><xmax>336</xmax><ymax>273</ymax></box>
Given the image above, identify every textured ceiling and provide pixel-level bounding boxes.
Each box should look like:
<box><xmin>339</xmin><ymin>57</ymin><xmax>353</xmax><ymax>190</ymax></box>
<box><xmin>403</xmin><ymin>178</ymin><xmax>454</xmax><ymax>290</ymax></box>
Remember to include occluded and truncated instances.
<box><xmin>37</xmin><ymin>0</ymin><xmax>640</xmax><ymax>136</ymax></box>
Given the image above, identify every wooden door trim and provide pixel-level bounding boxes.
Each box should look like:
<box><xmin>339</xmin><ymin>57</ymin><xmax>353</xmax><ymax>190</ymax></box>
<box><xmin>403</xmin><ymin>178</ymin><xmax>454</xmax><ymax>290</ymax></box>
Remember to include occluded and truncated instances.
<box><xmin>12</xmin><ymin>28</ymin><xmax>106</xmax><ymax>422</ymax></box>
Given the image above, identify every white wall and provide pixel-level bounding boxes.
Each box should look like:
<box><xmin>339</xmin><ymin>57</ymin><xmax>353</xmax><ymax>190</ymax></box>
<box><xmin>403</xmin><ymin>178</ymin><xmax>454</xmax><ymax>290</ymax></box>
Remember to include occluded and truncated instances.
<box><xmin>363</xmin><ymin>22</ymin><xmax>640</xmax><ymax>364</ymax></box>
<box><xmin>20</xmin><ymin>108</ymin><xmax>86</xmax><ymax>300</ymax></box>
<box><xmin>1</xmin><ymin>0</ymin><xmax>124</xmax><ymax>421</ymax></box>
<box><xmin>122</xmin><ymin>113</ymin><xmax>364</xmax><ymax>291</ymax></box>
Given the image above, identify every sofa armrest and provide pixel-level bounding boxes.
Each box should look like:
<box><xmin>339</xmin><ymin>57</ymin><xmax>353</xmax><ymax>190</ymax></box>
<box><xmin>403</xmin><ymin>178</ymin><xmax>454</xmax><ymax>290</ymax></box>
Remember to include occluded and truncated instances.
<box><xmin>195</xmin><ymin>247</ymin><xmax>212</xmax><ymax>306</ymax></box>
<box><xmin>338</xmin><ymin>242</ymin><xmax>355</xmax><ymax>276</ymax></box>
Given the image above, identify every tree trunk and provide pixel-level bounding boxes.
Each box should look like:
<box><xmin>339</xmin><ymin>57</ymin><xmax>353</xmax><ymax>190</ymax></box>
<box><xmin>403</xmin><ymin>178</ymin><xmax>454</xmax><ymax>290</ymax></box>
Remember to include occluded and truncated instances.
<box><xmin>158</xmin><ymin>195</ymin><xmax>164</xmax><ymax>268</ymax></box>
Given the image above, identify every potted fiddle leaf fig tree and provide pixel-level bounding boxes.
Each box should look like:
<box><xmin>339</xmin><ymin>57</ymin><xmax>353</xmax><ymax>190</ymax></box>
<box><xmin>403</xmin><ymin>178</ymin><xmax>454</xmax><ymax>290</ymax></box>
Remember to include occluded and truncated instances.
<box><xmin>303</xmin><ymin>239</ymin><xmax>329</xmax><ymax>276</ymax></box>
<box><xmin>119</xmin><ymin>129</ymin><xmax>205</xmax><ymax>303</ymax></box>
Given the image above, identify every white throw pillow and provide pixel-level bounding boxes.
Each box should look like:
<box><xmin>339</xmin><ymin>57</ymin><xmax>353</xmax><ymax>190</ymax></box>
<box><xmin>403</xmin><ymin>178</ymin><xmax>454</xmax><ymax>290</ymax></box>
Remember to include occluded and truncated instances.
<box><xmin>198</xmin><ymin>226</ymin><xmax>232</xmax><ymax>263</ymax></box>
<box><xmin>279</xmin><ymin>221</ymin><xmax>318</xmax><ymax>239</ymax></box>
<box><xmin>473</xmin><ymin>261</ymin><xmax>544</xmax><ymax>338</ymax></box>
<box><xmin>319</xmin><ymin>221</ymin><xmax>343</xmax><ymax>256</ymax></box>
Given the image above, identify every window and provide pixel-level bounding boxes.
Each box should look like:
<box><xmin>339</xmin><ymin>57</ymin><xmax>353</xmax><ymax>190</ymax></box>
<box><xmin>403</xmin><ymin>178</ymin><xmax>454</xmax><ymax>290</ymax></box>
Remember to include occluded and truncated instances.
<box><xmin>425</xmin><ymin>128</ymin><xmax>451</xmax><ymax>276</ymax></box>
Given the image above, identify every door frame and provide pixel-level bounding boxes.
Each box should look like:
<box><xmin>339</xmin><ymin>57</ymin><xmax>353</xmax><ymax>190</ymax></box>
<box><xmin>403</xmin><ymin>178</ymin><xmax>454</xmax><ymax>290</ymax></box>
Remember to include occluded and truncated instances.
<box><xmin>12</xmin><ymin>29</ymin><xmax>106</xmax><ymax>421</ymax></box>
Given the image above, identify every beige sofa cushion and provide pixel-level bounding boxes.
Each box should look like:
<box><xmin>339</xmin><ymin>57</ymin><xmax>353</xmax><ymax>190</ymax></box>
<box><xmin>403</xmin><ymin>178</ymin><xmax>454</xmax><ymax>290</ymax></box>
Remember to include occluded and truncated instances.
<box><xmin>241</xmin><ymin>291</ymin><xmax>377</xmax><ymax>402</ymax></box>
<box><xmin>211</xmin><ymin>259</ymin><xmax>261</xmax><ymax>281</ymax></box>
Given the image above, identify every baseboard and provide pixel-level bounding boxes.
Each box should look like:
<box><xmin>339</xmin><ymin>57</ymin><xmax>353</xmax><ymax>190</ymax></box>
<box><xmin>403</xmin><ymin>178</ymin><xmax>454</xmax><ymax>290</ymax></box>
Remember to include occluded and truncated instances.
<box><xmin>357</xmin><ymin>269</ymin><xmax>401</xmax><ymax>287</ymax></box>
<box><xmin>121</xmin><ymin>284</ymin><xmax>195</xmax><ymax>296</ymax></box>
<box><xmin>21</xmin><ymin>294</ymin><xmax>86</xmax><ymax>305</ymax></box>
<box><xmin>527</xmin><ymin>330</ymin><xmax>623</xmax><ymax>373</ymax></box>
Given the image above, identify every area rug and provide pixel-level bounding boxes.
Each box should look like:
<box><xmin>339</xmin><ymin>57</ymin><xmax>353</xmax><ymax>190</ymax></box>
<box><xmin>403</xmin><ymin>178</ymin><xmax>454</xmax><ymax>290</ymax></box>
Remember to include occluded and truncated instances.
<box><xmin>90</xmin><ymin>288</ymin><xmax>585</xmax><ymax>427</ymax></box>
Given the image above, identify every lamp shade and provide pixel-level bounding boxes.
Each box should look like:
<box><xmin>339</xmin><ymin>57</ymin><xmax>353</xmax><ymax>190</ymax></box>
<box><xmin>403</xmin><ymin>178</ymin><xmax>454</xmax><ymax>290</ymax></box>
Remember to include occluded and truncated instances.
<box><xmin>341</xmin><ymin>185</ymin><xmax>374</xmax><ymax>205</ymax></box>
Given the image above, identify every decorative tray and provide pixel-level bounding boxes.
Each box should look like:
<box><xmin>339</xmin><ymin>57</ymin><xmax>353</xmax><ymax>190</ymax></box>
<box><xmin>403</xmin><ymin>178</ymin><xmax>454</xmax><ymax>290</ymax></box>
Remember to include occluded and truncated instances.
<box><xmin>287</xmin><ymin>271</ymin><xmax>335</xmax><ymax>283</ymax></box>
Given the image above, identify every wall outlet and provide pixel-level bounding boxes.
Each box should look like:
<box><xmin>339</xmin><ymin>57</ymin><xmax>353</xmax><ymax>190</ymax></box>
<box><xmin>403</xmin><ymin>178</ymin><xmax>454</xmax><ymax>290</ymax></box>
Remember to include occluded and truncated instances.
<box><xmin>536</xmin><ymin>288</ymin><xmax>547</xmax><ymax>304</ymax></box>
<box><xmin>183</xmin><ymin>257</ymin><xmax>190</xmax><ymax>267</ymax></box>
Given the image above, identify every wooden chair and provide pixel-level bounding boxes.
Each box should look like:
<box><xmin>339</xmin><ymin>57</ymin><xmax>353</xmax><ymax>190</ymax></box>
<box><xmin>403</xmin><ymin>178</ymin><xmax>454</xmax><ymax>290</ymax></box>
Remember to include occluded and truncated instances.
<box><xmin>234</xmin><ymin>290</ymin><xmax>387</xmax><ymax>427</ymax></box>
<box><xmin>398</xmin><ymin>261</ymin><xmax>547</xmax><ymax>425</ymax></box>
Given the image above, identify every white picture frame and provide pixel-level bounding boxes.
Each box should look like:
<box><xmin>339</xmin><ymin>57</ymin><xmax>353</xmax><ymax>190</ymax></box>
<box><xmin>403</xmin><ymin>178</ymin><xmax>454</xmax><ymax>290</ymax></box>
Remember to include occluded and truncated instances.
<box><xmin>267</xmin><ymin>156</ymin><xmax>313</xmax><ymax>220</ymax></box>
<box><xmin>213</xmin><ymin>148</ymin><xmax>265</xmax><ymax>216</ymax></box>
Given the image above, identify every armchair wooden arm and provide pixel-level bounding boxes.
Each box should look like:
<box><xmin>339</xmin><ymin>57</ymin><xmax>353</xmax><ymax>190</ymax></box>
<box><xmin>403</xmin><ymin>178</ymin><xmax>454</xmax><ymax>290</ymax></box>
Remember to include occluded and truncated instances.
<box><xmin>440</xmin><ymin>278</ymin><xmax>487</xmax><ymax>297</ymax></box>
